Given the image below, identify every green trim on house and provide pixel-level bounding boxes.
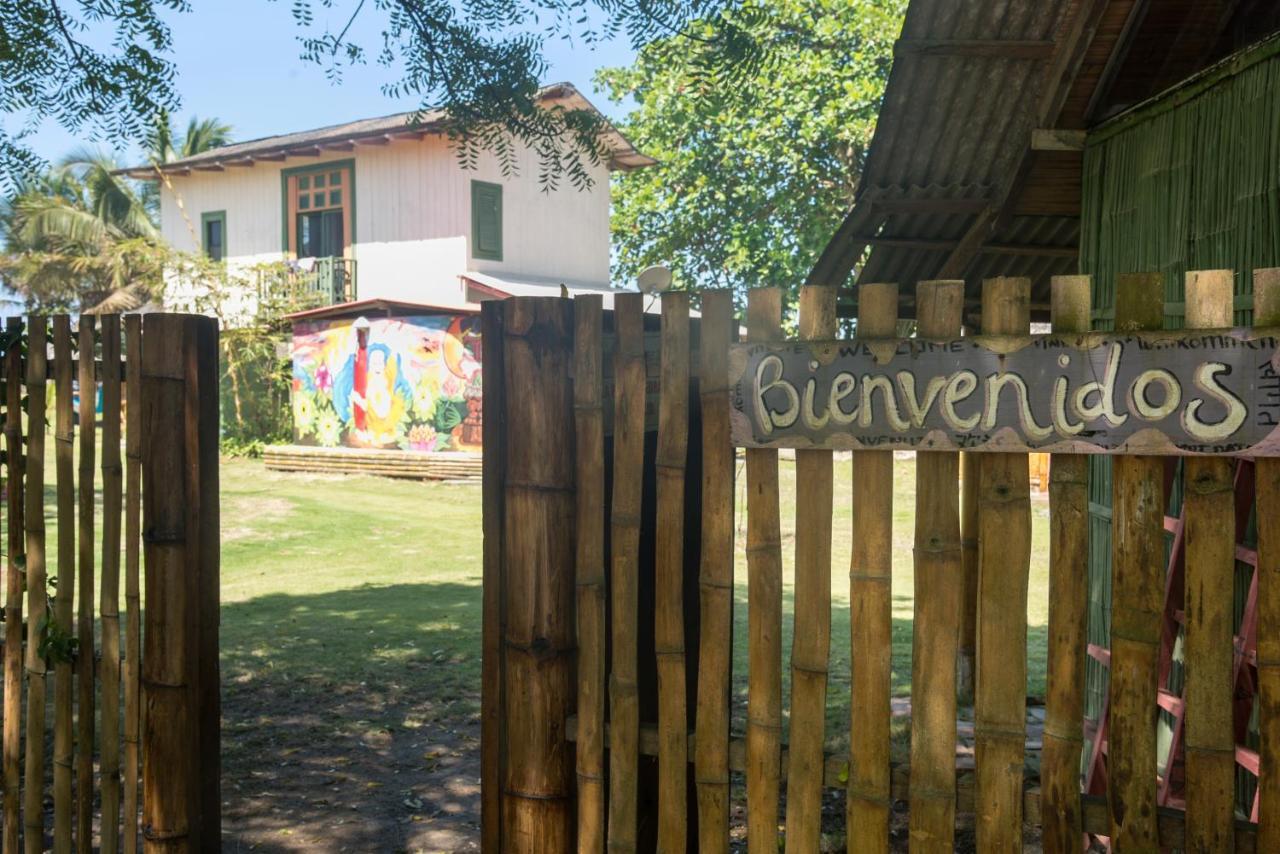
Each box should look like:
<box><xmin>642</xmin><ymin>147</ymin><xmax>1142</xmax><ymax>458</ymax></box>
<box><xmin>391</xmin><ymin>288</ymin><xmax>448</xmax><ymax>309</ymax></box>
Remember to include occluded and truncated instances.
<box><xmin>200</xmin><ymin>210</ymin><xmax>227</xmax><ymax>260</ymax></box>
<box><xmin>279</xmin><ymin>159</ymin><xmax>357</xmax><ymax>255</ymax></box>
<box><xmin>470</xmin><ymin>180</ymin><xmax>503</xmax><ymax>261</ymax></box>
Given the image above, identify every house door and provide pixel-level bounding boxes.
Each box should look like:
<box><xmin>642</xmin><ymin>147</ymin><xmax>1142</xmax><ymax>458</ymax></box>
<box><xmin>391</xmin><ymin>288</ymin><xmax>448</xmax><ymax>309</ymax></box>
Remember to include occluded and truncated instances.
<box><xmin>297</xmin><ymin>209</ymin><xmax>344</xmax><ymax>259</ymax></box>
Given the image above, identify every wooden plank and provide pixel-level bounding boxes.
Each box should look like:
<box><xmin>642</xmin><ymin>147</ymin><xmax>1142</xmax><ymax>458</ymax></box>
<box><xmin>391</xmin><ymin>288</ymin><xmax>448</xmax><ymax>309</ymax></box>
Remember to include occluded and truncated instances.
<box><xmin>1182</xmin><ymin>270</ymin><xmax>1237</xmax><ymax>852</ymax></box>
<box><xmin>573</xmin><ymin>296</ymin><xmax>606</xmax><ymax>853</ymax></box>
<box><xmin>958</xmin><ymin>450</ymin><xmax>978</xmax><ymax>707</ymax></box>
<box><xmin>974</xmin><ymin>278</ymin><xmax>1033</xmax><ymax>854</ymax></box>
<box><xmin>51</xmin><ymin>316</ymin><xmax>74</xmax><ymax>854</ymax></box>
<box><xmin>694</xmin><ymin>290</ymin><xmax>736</xmax><ymax>853</ymax></box>
<box><xmin>75</xmin><ymin>315</ymin><xmax>94</xmax><ymax>854</ymax></box>
<box><xmin>1256</xmin><ymin>267</ymin><xmax>1280</xmax><ymax>853</ymax></box>
<box><xmin>783</xmin><ymin>285</ymin><xmax>838</xmax><ymax>853</ymax></box>
<box><xmin>1107</xmin><ymin>271</ymin><xmax>1165</xmax><ymax>851</ymax></box>
<box><xmin>1031</xmin><ymin>129</ymin><xmax>1088</xmax><ymax>151</ymax></box>
<box><xmin>728</xmin><ymin>325</ymin><xmax>1280</xmax><ymax>456</ymax></box>
<box><xmin>1041</xmin><ymin>276</ymin><xmax>1091</xmax><ymax>853</ymax></box>
<box><xmin>893</xmin><ymin>38</ymin><xmax>1056</xmax><ymax>60</ymax></box>
<box><xmin>847</xmin><ymin>282</ymin><xmax>897</xmax><ymax>854</ymax></box>
<box><xmin>122</xmin><ymin>314</ymin><xmax>142</xmax><ymax>854</ymax></box>
<box><xmin>99</xmin><ymin>316</ymin><xmax>123</xmax><ymax>854</ymax></box>
<box><xmin>655</xmin><ymin>292</ymin><xmax>691</xmax><ymax>851</ymax></box>
<box><xmin>608</xmin><ymin>292</ymin><xmax>646</xmax><ymax>853</ymax></box>
<box><xmin>3</xmin><ymin>317</ymin><xmax>23</xmax><ymax>854</ymax></box>
<box><xmin>746</xmin><ymin>287</ymin><xmax>784</xmax><ymax>853</ymax></box>
<box><xmin>498</xmin><ymin>298</ymin><xmax>575</xmax><ymax>851</ymax></box>
<box><xmin>479</xmin><ymin>301</ymin><xmax>506</xmax><ymax>854</ymax></box>
<box><xmin>909</xmin><ymin>280</ymin><xmax>964</xmax><ymax>852</ymax></box>
<box><xmin>23</xmin><ymin>318</ymin><xmax>48</xmax><ymax>854</ymax></box>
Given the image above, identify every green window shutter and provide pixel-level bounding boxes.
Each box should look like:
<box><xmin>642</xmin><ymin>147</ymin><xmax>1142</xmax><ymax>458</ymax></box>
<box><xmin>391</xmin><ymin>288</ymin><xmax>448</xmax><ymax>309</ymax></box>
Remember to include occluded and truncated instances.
<box><xmin>471</xmin><ymin>181</ymin><xmax>503</xmax><ymax>261</ymax></box>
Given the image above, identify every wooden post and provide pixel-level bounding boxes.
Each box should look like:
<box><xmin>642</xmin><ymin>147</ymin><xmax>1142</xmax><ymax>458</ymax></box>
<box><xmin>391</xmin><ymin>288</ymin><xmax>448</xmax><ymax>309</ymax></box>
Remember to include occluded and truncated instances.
<box><xmin>1040</xmin><ymin>276</ymin><xmax>1090</xmax><ymax>853</ymax></box>
<box><xmin>51</xmin><ymin>316</ymin><xmax>75</xmax><ymax>854</ymax></box>
<box><xmin>745</xmin><ymin>287</ymin><xmax>784</xmax><ymax>853</ymax></box>
<box><xmin>1182</xmin><ymin>269</ymin><xmax>1236</xmax><ymax>852</ymax></box>
<box><xmin>1107</xmin><ymin>272</ymin><xmax>1164</xmax><ymax>851</ymax></box>
<box><xmin>498</xmin><ymin>298</ymin><xmax>576</xmax><ymax>851</ymax></box>
<box><xmin>100</xmin><ymin>315</ymin><xmax>123</xmax><ymax>854</ymax></box>
<box><xmin>1256</xmin><ymin>268</ymin><xmax>1280</xmax><ymax>853</ymax></box>
<box><xmin>573</xmin><ymin>296</ymin><xmax>606</xmax><ymax>853</ymax></box>
<box><xmin>694</xmin><ymin>290</ymin><xmax>735</xmax><ymax>853</ymax></box>
<box><xmin>123</xmin><ymin>314</ymin><xmax>143</xmax><ymax>854</ymax></box>
<box><xmin>655</xmin><ymin>292</ymin><xmax>691</xmax><ymax>852</ymax></box>
<box><xmin>75</xmin><ymin>315</ymin><xmax>95</xmax><ymax>853</ymax></box>
<box><xmin>609</xmin><ymin>292</ymin><xmax>645</xmax><ymax>853</ymax></box>
<box><xmin>958</xmin><ymin>448</ymin><xmax>978</xmax><ymax>707</ymax></box>
<box><xmin>3</xmin><ymin>316</ymin><xmax>24</xmax><ymax>854</ymax></box>
<box><xmin>908</xmin><ymin>280</ymin><xmax>964</xmax><ymax>852</ymax></box>
<box><xmin>141</xmin><ymin>313</ymin><xmax>221</xmax><ymax>853</ymax></box>
<box><xmin>847</xmin><ymin>282</ymin><xmax>897</xmax><ymax>854</ymax></box>
<box><xmin>783</xmin><ymin>285</ymin><xmax>837</xmax><ymax>853</ymax></box>
<box><xmin>974</xmin><ymin>277</ymin><xmax>1032</xmax><ymax>854</ymax></box>
<box><xmin>480</xmin><ymin>300</ymin><xmax>506</xmax><ymax>854</ymax></box>
<box><xmin>23</xmin><ymin>318</ymin><xmax>48</xmax><ymax>854</ymax></box>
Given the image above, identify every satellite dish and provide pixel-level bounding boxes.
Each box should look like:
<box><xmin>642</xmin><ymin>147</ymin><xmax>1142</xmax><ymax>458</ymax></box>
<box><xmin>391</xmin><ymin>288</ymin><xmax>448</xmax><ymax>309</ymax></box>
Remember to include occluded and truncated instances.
<box><xmin>637</xmin><ymin>265</ymin><xmax>673</xmax><ymax>295</ymax></box>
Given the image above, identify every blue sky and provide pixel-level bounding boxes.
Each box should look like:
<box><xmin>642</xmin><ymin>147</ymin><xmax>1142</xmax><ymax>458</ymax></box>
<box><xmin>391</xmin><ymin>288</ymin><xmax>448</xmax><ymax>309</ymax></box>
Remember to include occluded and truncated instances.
<box><xmin>22</xmin><ymin>0</ymin><xmax>637</xmax><ymax>165</ymax></box>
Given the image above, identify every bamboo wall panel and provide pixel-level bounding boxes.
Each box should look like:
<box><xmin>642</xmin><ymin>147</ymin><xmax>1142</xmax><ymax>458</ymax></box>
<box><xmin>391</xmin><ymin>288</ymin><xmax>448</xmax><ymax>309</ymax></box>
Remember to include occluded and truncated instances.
<box><xmin>959</xmin><ymin>450</ymin><xmax>978</xmax><ymax>707</ymax></box>
<box><xmin>480</xmin><ymin>301</ymin><xmax>506</xmax><ymax>854</ymax></box>
<box><xmin>783</xmin><ymin>285</ymin><xmax>837</xmax><ymax>853</ymax></box>
<box><xmin>573</xmin><ymin>296</ymin><xmax>606</xmax><ymax>852</ymax></box>
<box><xmin>1107</xmin><ymin>272</ymin><xmax>1165</xmax><ymax>850</ymax></box>
<box><xmin>608</xmin><ymin>292</ymin><xmax>646</xmax><ymax>852</ymax></box>
<box><xmin>847</xmin><ymin>282</ymin><xmax>897</xmax><ymax>854</ymax></box>
<box><xmin>1256</xmin><ymin>268</ymin><xmax>1280</xmax><ymax>852</ymax></box>
<box><xmin>123</xmin><ymin>314</ymin><xmax>143</xmax><ymax>854</ymax></box>
<box><xmin>655</xmin><ymin>292</ymin><xmax>691</xmax><ymax>851</ymax></box>
<box><xmin>4</xmin><ymin>317</ymin><xmax>24</xmax><ymax>854</ymax></box>
<box><xmin>908</xmin><ymin>280</ymin><xmax>963</xmax><ymax>852</ymax></box>
<box><xmin>974</xmin><ymin>277</ymin><xmax>1032</xmax><ymax>854</ymax></box>
<box><xmin>746</xmin><ymin>287</ymin><xmax>784</xmax><ymax>852</ymax></box>
<box><xmin>52</xmin><ymin>316</ymin><xmax>74</xmax><ymax>854</ymax></box>
<box><xmin>23</xmin><ymin>319</ymin><xmax>47</xmax><ymax>854</ymax></box>
<box><xmin>694</xmin><ymin>290</ymin><xmax>735</xmax><ymax>853</ymax></box>
<box><xmin>1041</xmin><ymin>276</ymin><xmax>1090</xmax><ymax>853</ymax></box>
<box><xmin>76</xmin><ymin>316</ymin><xmax>95</xmax><ymax>853</ymax></box>
<box><xmin>99</xmin><ymin>316</ymin><xmax>123</xmax><ymax>854</ymax></box>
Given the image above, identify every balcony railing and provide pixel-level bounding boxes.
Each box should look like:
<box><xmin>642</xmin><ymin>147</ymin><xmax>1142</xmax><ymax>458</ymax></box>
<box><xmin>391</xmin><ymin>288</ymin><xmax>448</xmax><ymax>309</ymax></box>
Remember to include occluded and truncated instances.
<box><xmin>266</xmin><ymin>257</ymin><xmax>357</xmax><ymax>309</ymax></box>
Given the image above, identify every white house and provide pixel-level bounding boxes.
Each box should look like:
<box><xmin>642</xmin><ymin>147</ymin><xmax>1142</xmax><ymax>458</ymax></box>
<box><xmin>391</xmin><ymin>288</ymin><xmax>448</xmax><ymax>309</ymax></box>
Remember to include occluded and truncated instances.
<box><xmin>121</xmin><ymin>83</ymin><xmax>653</xmax><ymax>315</ymax></box>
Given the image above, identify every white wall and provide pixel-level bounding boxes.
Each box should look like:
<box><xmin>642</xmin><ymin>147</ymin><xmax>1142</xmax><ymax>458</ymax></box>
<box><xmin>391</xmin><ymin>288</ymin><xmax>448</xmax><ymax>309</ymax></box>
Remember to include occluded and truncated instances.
<box><xmin>157</xmin><ymin>133</ymin><xmax>613</xmax><ymax>310</ymax></box>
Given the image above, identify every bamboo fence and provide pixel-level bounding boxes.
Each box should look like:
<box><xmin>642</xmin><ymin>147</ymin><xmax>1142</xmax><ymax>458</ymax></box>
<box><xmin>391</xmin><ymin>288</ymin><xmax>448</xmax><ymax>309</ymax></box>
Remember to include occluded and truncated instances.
<box><xmin>0</xmin><ymin>313</ymin><xmax>220</xmax><ymax>854</ymax></box>
<box><xmin>481</xmin><ymin>271</ymin><xmax>1280</xmax><ymax>852</ymax></box>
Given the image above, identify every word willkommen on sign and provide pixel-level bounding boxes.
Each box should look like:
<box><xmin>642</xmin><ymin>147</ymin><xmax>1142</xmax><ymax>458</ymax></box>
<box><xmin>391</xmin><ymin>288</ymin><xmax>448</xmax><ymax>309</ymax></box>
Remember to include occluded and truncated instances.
<box><xmin>731</xmin><ymin>328</ymin><xmax>1280</xmax><ymax>456</ymax></box>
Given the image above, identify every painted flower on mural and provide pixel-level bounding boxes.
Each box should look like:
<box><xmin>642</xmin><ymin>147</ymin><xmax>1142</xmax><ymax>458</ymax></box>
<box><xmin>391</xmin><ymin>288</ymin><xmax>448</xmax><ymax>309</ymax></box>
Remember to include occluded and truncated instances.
<box><xmin>413</xmin><ymin>383</ymin><xmax>435</xmax><ymax>418</ymax></box>
<box><xmin>407</xmin><ymin>423</ymin><xmax>438</xmax><ymax>452</ymax></box>
<box><xmin>315</xmin><ymin>409</ymin><xmax>342</xmax><ymax>447</ymax></box>
<box><xmin>314</xmin><ymin>363</ymin><xmax>333</xmax><ymax>396</ymax></box>
<box><xmin>294</xmin><ymin>392</ymin><xmax>317</xmax><ymax>436</ymax></box>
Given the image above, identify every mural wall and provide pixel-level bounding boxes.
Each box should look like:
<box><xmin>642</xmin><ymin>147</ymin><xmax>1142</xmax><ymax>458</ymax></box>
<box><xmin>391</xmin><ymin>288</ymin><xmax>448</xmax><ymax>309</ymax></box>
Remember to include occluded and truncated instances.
<box><xmin>291</xmin><ymin>313</ymin><xmax>482</xmax><ymax>452</ymax></box>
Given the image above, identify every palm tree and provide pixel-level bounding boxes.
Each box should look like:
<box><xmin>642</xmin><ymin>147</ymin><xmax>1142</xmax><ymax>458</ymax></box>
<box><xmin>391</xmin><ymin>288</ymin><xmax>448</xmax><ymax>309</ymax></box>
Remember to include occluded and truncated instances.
<box><xmin>140</xmin><ymin>113</ymin><xmax>234</xmax><ymax>216</ymax></box>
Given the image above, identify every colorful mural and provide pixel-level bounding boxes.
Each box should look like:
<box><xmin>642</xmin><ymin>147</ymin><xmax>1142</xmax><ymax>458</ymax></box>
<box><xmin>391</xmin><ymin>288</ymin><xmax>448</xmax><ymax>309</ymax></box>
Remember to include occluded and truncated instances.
<box><xmin>291</xmin><ymin>314</ymin><xmax>482</xmax><ymax>451</ymax></box>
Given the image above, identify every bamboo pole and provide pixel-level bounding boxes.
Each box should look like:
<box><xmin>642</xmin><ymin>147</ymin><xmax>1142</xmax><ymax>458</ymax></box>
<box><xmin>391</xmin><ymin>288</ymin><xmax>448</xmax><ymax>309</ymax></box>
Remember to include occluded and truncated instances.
<box><xmin>783</xmin><ymin>285</ymin><xmax>837</xmax><ymax>853</ymax></box>
<box><xmin>23</xmin><ymin>318</ymin><xmax>48</xmax><ymax>854</ymax></box>
<box><xmin>51</xmin><ymin>316</ymin><xmax>74</xmax><ymax>854</ymax></box>
<box><xmin>4</xmin><ymin>316</ymin><xmax>25</xmax><ymax>854</ymax></box>
<box><xmin>574</xmin><ymin>296</ymin><xmax>606</xmax><ymax>853</ymax></box>
<box><xmin>75</xmin><ymin>315</ymin><xmax>95</xmax><ymax>853</ymax></box>
<box><xmin>1107</xmin><ymin>271</ymin><xmax>1164</xmax><ymax>851</ymax></box>
<box><xmin>694</xmin><ymin>290</ymin><xmax>735</xmax><ymax>853</ymax></box>
<box><xmin>655</xmin><ymin>291</ymin><xmax>691</xmax><ymax>852</ymax></box>
<box><xmin>99</xmin><ymin>316</ymin><xmax>123</xmax><ymax>854</ymax></box>
<box><xmin>1255</xmin><ymin>268</ymin><xmax>1280</xmax><ymax>854</ymax></box>
<box><xmin>1181</xmin><ymin>270</ymin><xmax>1236</xmax><ymax>853</ymax></box>
<box><xmin>479</xmin><ymin>301</ymin><xmax>506</xmax><ymax>854</ymax></box>
<box><xmin>499</xmin><ymin>298</ymin><xmax>576</xmax><ymax>850</ymax></box>
<box><xmin>122</xmin><ymin>314</ymin><xmax>142</xmax><ymax>854</ymax></box>
<box><xmin>141</xmin><ymin>313</ymin><xmax>221</xmax><ymax>852</ymax></box>
<box><xmin>958</xmin><ymin>448</ymin><xmax>977</xmax><ymax>707</ymax></box>
<box><xmin>1040</xmin><ymin>276</ymin><xmax>1091</xmax><ymax>853</ymax></box>
<box><xmin>847</xmin><ymin>282</ymin><xmax>898</xmax><ymax>854</ymax></box>
<box><xmin>908</xmin><ymin>280</ymin><xmax>964</xmax><ymax>853</ymax></box>
<box><xmin>608</xmin><ymin>292</ymin><xmax>645</xmax><ymax>853</ymax></box>
<box><xmin>974</xmin><ymin>277</ymin><xmax>1032</xmax><ymax>854</ymax></box>
<box><xmin>745</xmin><ymin>287</ymin><xmax>784</xmax><ymax>853</ymax></box>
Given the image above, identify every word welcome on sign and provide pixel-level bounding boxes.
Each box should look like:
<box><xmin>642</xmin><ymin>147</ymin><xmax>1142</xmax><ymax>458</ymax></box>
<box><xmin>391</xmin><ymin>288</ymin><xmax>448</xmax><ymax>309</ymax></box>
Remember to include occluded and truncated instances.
<box><xmin>729</xmin><ymin>329</ymin><xmax>1280</xmax><ymax>456</ymax></box>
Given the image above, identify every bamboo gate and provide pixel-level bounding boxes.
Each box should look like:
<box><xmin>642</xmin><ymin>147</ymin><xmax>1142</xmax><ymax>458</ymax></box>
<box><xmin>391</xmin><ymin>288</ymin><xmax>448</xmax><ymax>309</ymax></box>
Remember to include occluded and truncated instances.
<box><xmin>483</xmin><ymin>271</ymin><xmax>1280</xmax><ymax>852</ymax></box>
<box><xmin>0</xmin><ymin>313</ymin><xmax>220</xmax><ymax>854</ymax></box>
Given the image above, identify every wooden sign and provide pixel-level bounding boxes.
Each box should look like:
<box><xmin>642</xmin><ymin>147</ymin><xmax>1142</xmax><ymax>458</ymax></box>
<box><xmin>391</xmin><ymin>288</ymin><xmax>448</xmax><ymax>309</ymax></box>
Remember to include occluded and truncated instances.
<box><xmin>729</xmin><ymin>328</ymin><xmax>1280</xmax><ymax>456</ymax></box>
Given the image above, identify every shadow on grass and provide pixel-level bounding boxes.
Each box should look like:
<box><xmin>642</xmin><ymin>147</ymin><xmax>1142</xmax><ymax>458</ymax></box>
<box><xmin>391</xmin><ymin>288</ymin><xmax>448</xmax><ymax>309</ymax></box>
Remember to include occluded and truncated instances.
<box><xmin>220</xmin><ymin>582</ymin><xmax>483</xmax><ymax>853</ymax></box>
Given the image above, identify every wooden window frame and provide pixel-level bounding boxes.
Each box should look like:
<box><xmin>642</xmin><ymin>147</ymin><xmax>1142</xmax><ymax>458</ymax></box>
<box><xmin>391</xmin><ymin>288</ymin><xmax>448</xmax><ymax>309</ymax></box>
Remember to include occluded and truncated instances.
<box><xmin>280</xmin><ymin>160</ymin><xmax>356</xmax><ymax>259</ymax></box>
<box><xmin>471</xmin><ymin>180</ymin><xmax>504</xmax><ymax>262</ymax></box>
<box><xmin>200</xmin><ymin>210</ymin><xmax>227</xmax><ymax>261</ymax></box>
